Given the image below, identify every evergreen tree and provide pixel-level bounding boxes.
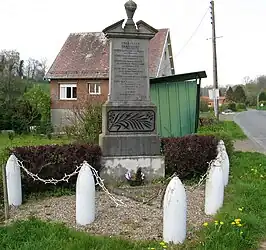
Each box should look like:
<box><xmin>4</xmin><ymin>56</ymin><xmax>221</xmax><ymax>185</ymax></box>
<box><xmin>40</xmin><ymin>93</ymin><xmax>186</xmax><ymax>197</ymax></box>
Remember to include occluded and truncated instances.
<box><xmin>233</xmin><ymin>85</ymin><xmax>246</xmax><ymax>103</ymax></box>
<box><xmin>258</xmin><ymin>91</ymin><xmax>266</xmax><ymax>102</ymax></box>
<box><xmin>225</xmin><ymin>86</ymin><xmax>234</xmax><ymax>102</ymax></box>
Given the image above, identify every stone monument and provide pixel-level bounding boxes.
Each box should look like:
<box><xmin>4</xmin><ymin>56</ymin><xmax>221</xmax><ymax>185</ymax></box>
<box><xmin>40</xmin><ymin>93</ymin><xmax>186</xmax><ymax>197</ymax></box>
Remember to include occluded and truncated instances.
<box><xmin>99</xmin><ymin>0</ymin><xmax>165</xmax><ymax>182</ymax></box>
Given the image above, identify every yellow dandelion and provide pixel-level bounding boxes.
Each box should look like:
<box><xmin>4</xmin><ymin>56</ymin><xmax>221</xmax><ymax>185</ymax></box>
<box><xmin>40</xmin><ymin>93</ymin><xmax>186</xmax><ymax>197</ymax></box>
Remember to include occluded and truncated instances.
<box><xmin>160</xmin><ymin>242</ymin><xmax>166</xmax><ymax>246</ymax></box>
<box><xmin>238</xmin><ymin>207</ymin><xmax>244</xmax><ymax>212</ymax></box>
<box><xmin>220</xmin><ymin>221</ymin><xmax>224</xmax><ymax>225</ymax></box>
<box><xmin>234</xmin><ymin>218</ymin><xmax>241</xmax><ymax>222</ymax></box>
<box><xmin>203</xmin><ymin>222</ymin><xmax>208</xmax><ymax>227</ymax></box>
<box><xmin>214</xmin><ymin>220</ymin><xmax>219</xmax><ymax>225</ymax></box>
<box><xmin>231</xmin><ymin>221</ymin><xmax>236</xmax><ymax>225</ymax></box>
<box><xmin>237</xmin><ymin>223</ymin><xmax>243</xmax><ymax>227</ymax></box>
<box><xmin>162</xmin><ymin>246</ymin><xmax>167</xmax><ymax>249</ymax></box>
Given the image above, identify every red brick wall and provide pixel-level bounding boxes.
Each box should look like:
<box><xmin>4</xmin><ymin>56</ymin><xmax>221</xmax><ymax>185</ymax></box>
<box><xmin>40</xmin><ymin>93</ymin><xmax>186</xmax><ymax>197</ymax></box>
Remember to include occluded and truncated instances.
<box><xmin>50</xmin><ymin>79</ymin><xmax>109</xmax><ymax>109</ymax></box>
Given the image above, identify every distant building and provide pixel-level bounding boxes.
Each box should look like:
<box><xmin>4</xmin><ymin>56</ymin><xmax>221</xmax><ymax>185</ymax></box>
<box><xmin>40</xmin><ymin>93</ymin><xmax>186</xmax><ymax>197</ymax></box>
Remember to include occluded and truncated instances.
<box><xmin>201</xmin><ymin>96</ymin><xmax>226</xmax><ymax>107</ymax></box>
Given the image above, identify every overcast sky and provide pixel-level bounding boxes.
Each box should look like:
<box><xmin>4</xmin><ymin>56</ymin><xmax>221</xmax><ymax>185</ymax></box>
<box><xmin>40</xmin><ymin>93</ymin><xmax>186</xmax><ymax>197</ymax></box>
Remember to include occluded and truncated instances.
<box><xmin>1</xmin><ymin>0</ymin><xmax>265</xmax><ymax>87</ymax></box>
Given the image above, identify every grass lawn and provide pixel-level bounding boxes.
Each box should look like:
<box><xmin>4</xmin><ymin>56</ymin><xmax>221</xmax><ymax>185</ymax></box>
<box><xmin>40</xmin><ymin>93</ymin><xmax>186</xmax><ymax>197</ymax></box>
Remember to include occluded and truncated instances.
<box><xmin>0</xmin><ymin>151</ymin><xmax>265</xmax><ymax>250</ymax></box>
<box><xmin>0</xmin><ymin>134</ymin><xmax>71</xmax><ymax>163</ymax></box>
<box><xmin>198</xmin><ymin>120</ymin><xmax>247</xmax><ymax>140</ymax></box>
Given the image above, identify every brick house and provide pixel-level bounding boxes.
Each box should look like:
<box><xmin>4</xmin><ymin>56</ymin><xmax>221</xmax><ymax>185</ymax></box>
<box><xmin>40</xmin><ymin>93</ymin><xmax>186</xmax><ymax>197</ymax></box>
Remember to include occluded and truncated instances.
<box><xmin>201</xmin><ymin>96</ymin><xmax>226</xmax><ymax>107</ymax></box>
<box><xmin>45</xmin><ymin>29</ymin><xmax>175</xmax><ymax>130</ymax></box>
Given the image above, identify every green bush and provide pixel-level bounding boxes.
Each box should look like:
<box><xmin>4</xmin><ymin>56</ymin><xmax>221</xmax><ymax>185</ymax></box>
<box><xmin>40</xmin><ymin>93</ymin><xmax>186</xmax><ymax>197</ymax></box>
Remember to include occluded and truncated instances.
<box><xmin>219</xmin><ymin>104</ymin><xmax>227</xmax><ymax>112</ymax></box>
<box><xmin>236</xmin><ymin>103</ymin><xmax>246</xmax><ymax>111</ymax></box>
<box><xmin>24</xmin><ymin>86</ymin><xmax>51</xmax><ymax>134</ymax></box>
<box><xmin>199</xmin><ymin>116</ymin><xmax>218</xmax><ymax>127</ymax></box>
<box><xmin>227</xmin><ymin>102</ymin><xmax>237</xmax><ymax>111</ymax></box>
<box><xmin>64</xmin><ymin>100</ymin><xmax>102</xmax><ymax>144</ymax></box>
<box><xmin>0</xmin><ymin>99</ymin><xmax>40</xmax><ymax>134</ymax></box>
<box><xmin>200</xmin><ymin>99</ymin><xmax>209</xmax><ymax>112</ymax></box>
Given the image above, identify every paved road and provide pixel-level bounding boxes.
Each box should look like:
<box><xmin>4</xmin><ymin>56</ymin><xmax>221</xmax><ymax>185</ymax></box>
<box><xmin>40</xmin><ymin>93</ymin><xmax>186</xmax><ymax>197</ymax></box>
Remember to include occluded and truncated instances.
<box><xmin>234</xmin><ymin>109</ymin><xmax>266</xmax><ymax>153</ymax></box>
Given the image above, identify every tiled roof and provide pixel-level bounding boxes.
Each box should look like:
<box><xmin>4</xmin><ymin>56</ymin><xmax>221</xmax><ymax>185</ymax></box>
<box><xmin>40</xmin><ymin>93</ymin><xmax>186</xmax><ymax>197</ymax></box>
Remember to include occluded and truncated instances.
<box><xmin>45</xmin><ymin>29</ymin><xmax>169</xmax><ymax>79</ymax></box>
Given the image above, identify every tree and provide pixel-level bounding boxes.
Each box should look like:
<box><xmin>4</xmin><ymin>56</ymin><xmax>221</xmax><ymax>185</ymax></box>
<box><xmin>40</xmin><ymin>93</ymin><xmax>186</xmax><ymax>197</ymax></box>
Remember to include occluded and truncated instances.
<box><xmin>225</xmin><ymin>86</ymin><xmax>234</xmax><ymax>102</ymax></box>
<box><xmin>23</xmin><ymin>86</ymin><xmax>50</xmax><ymax>123</ymax></box>
<box><xmin>259</xmin><ymin>91</ymin><xmax>266</xmax><ymax>102</ymax></box>
<box><xmin>233</xmin><ymin>85</ymin><xmax>246</xmax><ymax>103</ymax></box>
<box><xmin>17</xmin><ymin>60</ymin><xmax>24</xmax><ymax>78</ymax></box>
<box><xmin>0</xmin><ymin>50</ymin><xmax>20</xmax><ymax>77</ymax></box>
<box><xmin>256</xmin><ymin>75</ymin><xmax>266</xmax><ymax>90</ymax></box>
<box><xmin>25</xmin><ymin>57</ymin><xmax>47</xmax><ymax>81</ymax></box>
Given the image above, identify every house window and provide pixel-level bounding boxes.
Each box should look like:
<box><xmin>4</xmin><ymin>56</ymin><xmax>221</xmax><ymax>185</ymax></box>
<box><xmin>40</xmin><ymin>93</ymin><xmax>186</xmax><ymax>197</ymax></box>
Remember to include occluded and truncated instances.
<box><xmin>88</xmin><ymin>82</ymin><xmax>101</xmax><ymax>95</ymax></box>
<box><xmin>59</xmin><ymin>84</ymin><xmax>77</xmax><ymax>100</ymax></box>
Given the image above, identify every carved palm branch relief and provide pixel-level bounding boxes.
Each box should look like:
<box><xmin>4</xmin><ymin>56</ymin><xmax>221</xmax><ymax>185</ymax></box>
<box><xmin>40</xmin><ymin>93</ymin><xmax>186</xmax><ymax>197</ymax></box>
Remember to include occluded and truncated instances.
<box><xmin>108</xmin><ymin>110</ymin><xmax>155</xmax><ymax>132</ymax></box>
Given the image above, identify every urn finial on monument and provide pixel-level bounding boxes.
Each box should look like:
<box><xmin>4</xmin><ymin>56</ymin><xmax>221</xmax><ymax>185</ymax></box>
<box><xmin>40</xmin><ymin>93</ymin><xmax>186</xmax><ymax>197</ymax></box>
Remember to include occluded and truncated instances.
<box><xmin>124</xmin><ymin>0</ymin><xmax>137</xmax><ymax>29</ymax></box>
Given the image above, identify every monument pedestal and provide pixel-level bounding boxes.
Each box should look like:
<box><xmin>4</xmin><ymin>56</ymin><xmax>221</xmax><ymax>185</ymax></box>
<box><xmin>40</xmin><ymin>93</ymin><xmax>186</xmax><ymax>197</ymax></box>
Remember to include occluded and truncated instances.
<box><xmin>99</xmin><ymin>102</ymin><xmax>161</xmax><ymax>156</ymax></box>
<box><xmin>100</xmin><ymin>155</ymin><xmax>165</xmax><ymax>184</ymax></box>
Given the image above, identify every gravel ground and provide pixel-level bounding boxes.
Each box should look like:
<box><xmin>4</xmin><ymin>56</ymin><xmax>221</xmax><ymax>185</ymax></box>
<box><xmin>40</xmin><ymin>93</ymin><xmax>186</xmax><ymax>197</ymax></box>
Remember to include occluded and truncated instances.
<box><xmin>6</xmin><ymin>184</ymin><xmax>211</xmax><ymax>241</ymax></box>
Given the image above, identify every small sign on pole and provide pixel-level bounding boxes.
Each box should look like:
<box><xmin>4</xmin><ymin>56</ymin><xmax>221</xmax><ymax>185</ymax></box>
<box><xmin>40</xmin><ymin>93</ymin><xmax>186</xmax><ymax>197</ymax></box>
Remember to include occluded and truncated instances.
<box><xmin>208</xmin><ymin>89</ymin><xmax>219</xmax><ymax>100</ymax></box>
<box><xmin>209</xmin><ymin>88</ymin><xmax>220</xmax><ymax>118</ymax></box>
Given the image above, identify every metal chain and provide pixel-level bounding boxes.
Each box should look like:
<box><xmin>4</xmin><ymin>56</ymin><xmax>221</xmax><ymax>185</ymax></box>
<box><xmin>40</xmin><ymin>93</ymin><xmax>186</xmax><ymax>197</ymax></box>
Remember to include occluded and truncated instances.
<box><xmin>14</xmin><ymin>154</ymin><xmax>126</xmax><ymax>207</ymax></box>
<box><xmin>17</xmin><ymin>159</ymin><xmax>82</xmax><ymax>185</ymax></box>
<box><xmin>189</xmin><ymin>145</ymin><xmax>226</xmax><ymax>191</ymax></box>
<box><xmin>89</xmin><ymin>165</ymin><xmax>126</xmax><ymax>207</ymax></box>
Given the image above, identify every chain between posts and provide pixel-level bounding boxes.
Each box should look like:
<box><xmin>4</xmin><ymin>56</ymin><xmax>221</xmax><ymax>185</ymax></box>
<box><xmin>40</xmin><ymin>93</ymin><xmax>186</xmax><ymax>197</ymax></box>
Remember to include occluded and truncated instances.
<box><xmin>15</xmin><ymin>156</ymin><xmax>126</xmax><ymax>207</ymax></box>
<box><xmin>190</xmin><ymin>146</ymin><xmax>226</xmax><ymax>191</ymax></box>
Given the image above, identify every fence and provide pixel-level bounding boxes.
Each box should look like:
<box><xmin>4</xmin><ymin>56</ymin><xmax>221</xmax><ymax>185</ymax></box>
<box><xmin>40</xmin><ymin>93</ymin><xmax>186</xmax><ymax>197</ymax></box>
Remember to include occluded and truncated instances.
<box><xmin>3</xmin><ymin>140</ymin><xmax>229</xmax><ymax>245</ymax></box>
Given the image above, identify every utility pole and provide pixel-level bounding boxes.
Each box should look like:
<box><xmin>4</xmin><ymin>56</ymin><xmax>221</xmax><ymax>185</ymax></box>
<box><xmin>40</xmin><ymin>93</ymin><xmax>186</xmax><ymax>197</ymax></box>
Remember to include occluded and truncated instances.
<box><xmin>210</xmin><ymin>0</ymin><xmax>219</xmax><ymax>120</ymax></box>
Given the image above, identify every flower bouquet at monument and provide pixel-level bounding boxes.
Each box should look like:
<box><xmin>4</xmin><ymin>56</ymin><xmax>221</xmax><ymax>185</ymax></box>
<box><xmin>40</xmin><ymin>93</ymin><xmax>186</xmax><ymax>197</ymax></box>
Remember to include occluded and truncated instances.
<box><xmin>125</xmin><ymin>167</ymin><xmax>145</xmax><ymax>186</ymax></box>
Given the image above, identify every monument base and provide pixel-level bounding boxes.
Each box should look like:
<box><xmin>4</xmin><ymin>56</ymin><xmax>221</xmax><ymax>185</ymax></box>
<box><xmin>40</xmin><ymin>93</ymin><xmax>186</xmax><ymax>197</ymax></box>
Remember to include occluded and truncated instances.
<box><xmin>100</xmin><ymin>155</ymin><xmax>165</xmax><ymax>184</ymax></box>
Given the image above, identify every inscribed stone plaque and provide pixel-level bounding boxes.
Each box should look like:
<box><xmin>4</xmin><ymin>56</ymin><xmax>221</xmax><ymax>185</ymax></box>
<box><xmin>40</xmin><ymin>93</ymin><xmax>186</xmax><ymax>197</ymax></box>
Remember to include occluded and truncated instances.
<box><xmin>107</xmin><ymin>110</ymin><xmax>155</xmax><ymax>132</ymax></box>
<box><xmin>111</xmin><ymin>38</ymin><xmax>149</xmax><ymax>101</ymax></box>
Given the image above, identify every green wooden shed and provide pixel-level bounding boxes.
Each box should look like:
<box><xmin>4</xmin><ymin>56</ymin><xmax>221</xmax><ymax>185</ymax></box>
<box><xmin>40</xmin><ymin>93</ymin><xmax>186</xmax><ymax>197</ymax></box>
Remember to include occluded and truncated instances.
<box><xmin>150</xmin><ymin>71</ymin><xmax>207</xmax><ymax>138</ymax></box>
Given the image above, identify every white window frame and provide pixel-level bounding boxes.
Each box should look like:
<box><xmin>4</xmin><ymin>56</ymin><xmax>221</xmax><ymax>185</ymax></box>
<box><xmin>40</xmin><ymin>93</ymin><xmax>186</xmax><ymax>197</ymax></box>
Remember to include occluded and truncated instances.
<box><xmin>59</xmin><ymin>83</ymin><xmax>77</xmax><ymax>100</ymax></box>
<box><xmin>88</xmin><ymin>82</ymin><xmax>101</xmax><ymax>95</ymax></box>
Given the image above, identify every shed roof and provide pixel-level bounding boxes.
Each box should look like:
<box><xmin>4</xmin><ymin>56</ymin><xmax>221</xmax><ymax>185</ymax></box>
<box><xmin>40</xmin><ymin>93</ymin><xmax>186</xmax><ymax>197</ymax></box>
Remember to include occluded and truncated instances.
<box><xmin>150</xmin><ymin>71</ymin><xmax>207</xmax><ymax>84</ymax></box>
<box><xmin>46</xmin><ymin>29</ymin><xmax>169</xmax><ymax>79</ymax></box>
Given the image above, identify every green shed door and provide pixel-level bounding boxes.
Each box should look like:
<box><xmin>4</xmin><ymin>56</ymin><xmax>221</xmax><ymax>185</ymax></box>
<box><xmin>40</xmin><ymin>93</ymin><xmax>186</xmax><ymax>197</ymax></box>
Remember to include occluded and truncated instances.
<box><xmin>150</xmin><ymin>80</ymin><xmax>198</xmax><ymax>137</ymax></box>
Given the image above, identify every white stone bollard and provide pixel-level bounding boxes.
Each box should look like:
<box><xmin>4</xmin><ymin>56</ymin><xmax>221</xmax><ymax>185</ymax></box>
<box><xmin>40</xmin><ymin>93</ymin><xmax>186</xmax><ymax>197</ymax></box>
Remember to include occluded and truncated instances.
<box><xmin>6</xmin><ymin>154</ymin><xmax>22</xmax><ymax>206</ymax></box>
<box><xmin>204</xmin><ymin>160</ymin><xmax>224</xmax><ymax>215</ymax></box>
<box><xmin>221</xmin><ymin>150</ymin><xmax>229</xmax><ymax>186</ymax></box>
<box><xmin>218</xmin><ymin>140</ymin><xmax>230</xmax><ymax>186</ymax></box>
<box><xmin>163</xmin><ymin>176</ymin><xmax>187</xmax><ymax>244</ymax></box>
<box><xmin>76</xmin><ymin>162</ymin><xmax>95</xmax><ymax>226</ymax></box>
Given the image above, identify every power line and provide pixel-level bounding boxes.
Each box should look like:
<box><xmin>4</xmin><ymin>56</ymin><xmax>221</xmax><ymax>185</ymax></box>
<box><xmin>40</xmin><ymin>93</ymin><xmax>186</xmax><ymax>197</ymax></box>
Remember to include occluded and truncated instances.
<box><xmin>175</xmin><ymin>7</ymin><xmax>209</xmax><ymax>58</ymax></box>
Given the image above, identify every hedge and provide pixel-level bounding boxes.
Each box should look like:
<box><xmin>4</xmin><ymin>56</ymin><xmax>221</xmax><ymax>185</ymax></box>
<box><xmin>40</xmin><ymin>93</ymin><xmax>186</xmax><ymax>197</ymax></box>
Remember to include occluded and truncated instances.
<box><xmin>197</xmin><ymin>131</ymin><xmax>234</xmax><ymax>158</ymax></box>
<box><xmin>161</xmin><ymin>135</ymin><xmax>219</xmax><ymax>180</ymax></box>
<box><xmin>0</xmin><ymin>134</ymin><xmax>229</xmax><ymax>200</ymax></box>
<box><xmin>10</xmin><ymin>144</ymin><xmax>102</xmax><ymax>196</ymax></box>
